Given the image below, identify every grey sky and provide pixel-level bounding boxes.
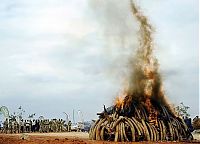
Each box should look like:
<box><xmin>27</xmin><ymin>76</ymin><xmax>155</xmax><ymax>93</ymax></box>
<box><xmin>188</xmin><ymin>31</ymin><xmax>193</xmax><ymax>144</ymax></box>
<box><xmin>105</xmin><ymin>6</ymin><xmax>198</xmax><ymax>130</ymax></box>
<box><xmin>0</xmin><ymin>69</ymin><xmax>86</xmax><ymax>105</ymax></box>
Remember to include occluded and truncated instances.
<box><xmin>0</xmin><ymin>0</ymin><xmax>198</xmax><ymax>121</ymax></box>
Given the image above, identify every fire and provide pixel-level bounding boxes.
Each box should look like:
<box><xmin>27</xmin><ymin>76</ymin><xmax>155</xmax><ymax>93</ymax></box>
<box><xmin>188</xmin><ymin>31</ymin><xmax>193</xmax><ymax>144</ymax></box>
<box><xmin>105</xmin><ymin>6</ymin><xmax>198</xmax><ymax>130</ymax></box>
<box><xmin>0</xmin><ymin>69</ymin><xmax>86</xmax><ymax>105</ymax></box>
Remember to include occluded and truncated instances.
<box><xmin>144</xmin><ymin>98</ymin><xmax>158</xmax><ymax>126</ymax></box>
<box><xmin>90</xmin><ymin>0</ymin><xmax>193</xmax><ymax>142</ymax></box>
<box><xmin>115</xmin><ymin>91</ymin><xmax>127</xmax><ymax>109</ymax></box>
<box><xmin>115</xmin><ymin>96</ymin><xmax>124</xmax><ymax>109</ymax></box>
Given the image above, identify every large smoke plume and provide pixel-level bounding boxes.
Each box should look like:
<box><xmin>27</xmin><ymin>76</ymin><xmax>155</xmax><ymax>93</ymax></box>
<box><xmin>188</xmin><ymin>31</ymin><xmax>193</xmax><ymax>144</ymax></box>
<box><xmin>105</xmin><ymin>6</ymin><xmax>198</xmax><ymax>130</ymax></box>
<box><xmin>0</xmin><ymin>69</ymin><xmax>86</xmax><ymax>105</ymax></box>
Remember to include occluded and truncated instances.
<box><xmin>89</xmin><ymin>0</ymin><xmax>172</xmax><ymax>112</ymax></box>
<box><xmin>123</xmin><ymin>1</ymin><xmax>172</xmax><ymax>112</ymax></box>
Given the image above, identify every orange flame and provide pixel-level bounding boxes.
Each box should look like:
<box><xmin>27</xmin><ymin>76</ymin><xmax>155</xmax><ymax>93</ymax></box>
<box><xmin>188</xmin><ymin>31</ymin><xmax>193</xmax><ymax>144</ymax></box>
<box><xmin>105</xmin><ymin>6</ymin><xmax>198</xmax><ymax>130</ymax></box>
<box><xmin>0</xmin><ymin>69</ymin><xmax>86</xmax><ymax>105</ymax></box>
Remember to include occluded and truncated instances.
<box><xmin>115</xmin><ymin>96</ymin><xmax>124</xmax><ymax>109</ymax></box>
<box><xmin>115</xmin><ymin>91</ymin><xmax>127</xmax><ymax>109</ymax></box>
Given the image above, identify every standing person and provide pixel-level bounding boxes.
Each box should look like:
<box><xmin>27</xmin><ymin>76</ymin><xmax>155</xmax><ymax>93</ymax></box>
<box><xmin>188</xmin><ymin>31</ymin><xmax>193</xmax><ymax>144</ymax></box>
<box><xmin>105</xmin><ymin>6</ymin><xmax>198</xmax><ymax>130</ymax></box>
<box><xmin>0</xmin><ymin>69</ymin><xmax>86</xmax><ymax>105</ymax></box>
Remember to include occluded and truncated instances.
<box><xmin>19</xmin><ymin>120</ymin><xmax>21</xmax><ymax>133</ymax></box>
<box><xmin>26</xmin><ymin>120</ymin><xmax>30</xmax><ymax>133</ymax></box>
<box><xmin>24</xmin><ymin>120</ymin><xmax>26</xmax><ymax>132</ymax></box>
<box><xmin>19</xmin><ymin>119</ymin><xmax>22</xmax><ymax>133</ymax></box>
<box><xmin>50</xmin><ymin>119</ymin><xmax>57</xmax><ymax>132</ymax></box>
<box><xmin>29</xmin><ymin>120</ymin><xmax>32</xmax><ymax>133</ymax></box>
<box><xmin>3</xmin><ymin>119</ymin><xmax>8</xmax><ymax>134</ymax></box>
<box><xmin>13</xmin><ymin>119</ymin><xmax>18</xmax><ymax>133</ymax></box>
<box><xmin>16</xmin><ymin>120</ymin><xmax>19</xmax><ymax>133</ymax></box>
<box><xmin>58</xmin><ymin>119</ymin><xmax>62</xmax><ymax>132</ymax></box>
<box><xmin>43</xmin><ymin>119</ymin><xmax>48</xmax><ymax>133</ymax></box>
<box><xmin>55</xmin><ymin>119</ymin><xmax>59</xmax><ymax>132</ymax></box>
<box><xmin>32</xmin><ymin>119</ymin><xmax>35</xmax><ymax>132</ymax></box>
<box><xmin>24</xmin><ymin>119</ymin><xmax>27</xmax><ymax>133</ymax></box>
<box><xmin>21</xmin><ymin>119</ymin><xmax>25</xmax><ymax>133</ymax></box>
<box><xmin>49</xmin><ymin>119</ymin><xmax>53</xmax><ymax>132</ymax></box>
<box><xmin>9</xmin><ymin>119</ymin><xmax>12</xmax><ymax>134</ymax></box>
<box><xmin>44</xmin><ymin>120</ymin><xmax>47</xmax><ymax>133</ymax></box>
<box><xmin>61</xmin><ymin>120</ymin><xmax>66</xmax><ymax>132</ymax></box>
<box><xmin>39</xmin><ymin>120</ymin><xmax>43</xmax><ymax>133</ymax></box>
<box><xmin>68</xmin><ymin>121</ymin><xmax>72</xmax><ymax>132</ymax></box>
<box><xmin>46</xmin><ymin>119</ymin><xmax>50</xmax><ymax>133</ymax></box>
<box><xmin>36</xmin><ymin>120</ymin><xmax>40</xmax><ymax>132</ymax></box>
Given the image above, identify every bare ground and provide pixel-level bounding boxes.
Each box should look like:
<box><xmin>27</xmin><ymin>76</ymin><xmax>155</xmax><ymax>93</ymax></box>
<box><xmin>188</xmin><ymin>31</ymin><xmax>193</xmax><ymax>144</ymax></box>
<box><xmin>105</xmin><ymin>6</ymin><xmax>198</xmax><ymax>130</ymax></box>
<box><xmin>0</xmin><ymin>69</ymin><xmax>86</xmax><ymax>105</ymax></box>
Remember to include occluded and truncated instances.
<box><xmin>0</xmin><ymin>132</ymin><xmax>199</xmax><ymax>144</ymax></box>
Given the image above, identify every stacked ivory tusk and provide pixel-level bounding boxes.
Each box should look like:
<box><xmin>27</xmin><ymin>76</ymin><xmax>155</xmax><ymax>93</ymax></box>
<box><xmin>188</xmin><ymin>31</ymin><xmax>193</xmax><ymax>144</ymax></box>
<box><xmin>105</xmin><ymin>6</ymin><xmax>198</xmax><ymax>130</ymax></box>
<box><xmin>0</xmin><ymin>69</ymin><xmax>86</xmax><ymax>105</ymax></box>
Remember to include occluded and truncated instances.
<box><xmin>89</xmin><ymin>106</ymin><xmax>193</xmax><ymax>142</ymax></box>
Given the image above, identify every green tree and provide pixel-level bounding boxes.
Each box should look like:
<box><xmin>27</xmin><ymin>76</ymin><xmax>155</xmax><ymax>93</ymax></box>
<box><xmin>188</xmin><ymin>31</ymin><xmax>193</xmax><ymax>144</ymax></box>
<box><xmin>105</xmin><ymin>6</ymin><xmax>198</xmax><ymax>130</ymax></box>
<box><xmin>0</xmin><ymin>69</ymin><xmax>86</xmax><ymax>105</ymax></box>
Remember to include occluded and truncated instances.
<box><xmin>175</xmin><ymin>102</ymin><xmax>190</xmax><ymax>118</ymax></box>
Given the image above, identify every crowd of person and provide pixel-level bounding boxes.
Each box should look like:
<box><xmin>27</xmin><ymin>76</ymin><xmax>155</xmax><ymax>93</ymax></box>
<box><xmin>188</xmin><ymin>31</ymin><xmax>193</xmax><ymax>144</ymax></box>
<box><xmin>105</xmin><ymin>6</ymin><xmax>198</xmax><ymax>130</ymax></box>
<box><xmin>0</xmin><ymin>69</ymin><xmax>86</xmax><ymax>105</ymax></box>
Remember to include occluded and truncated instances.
<box><xmin>0</xmin><ymin>118</ymin><xmax>72</xmax><ymax>134</ymax></box>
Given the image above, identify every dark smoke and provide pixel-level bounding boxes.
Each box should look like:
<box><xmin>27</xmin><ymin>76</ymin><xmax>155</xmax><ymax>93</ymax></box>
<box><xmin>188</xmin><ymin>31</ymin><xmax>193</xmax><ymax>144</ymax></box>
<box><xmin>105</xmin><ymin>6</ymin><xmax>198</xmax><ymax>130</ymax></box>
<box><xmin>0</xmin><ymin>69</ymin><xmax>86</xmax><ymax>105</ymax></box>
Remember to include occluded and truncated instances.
<box><xmin>88</xmin><ymin>0</ymin><xmax>174</xmax><ymax>114</ymax></box>
<box><xmin>122</xmin><ymin>1</ymin><xmax>173</xmax><ymax>114</ymax></box>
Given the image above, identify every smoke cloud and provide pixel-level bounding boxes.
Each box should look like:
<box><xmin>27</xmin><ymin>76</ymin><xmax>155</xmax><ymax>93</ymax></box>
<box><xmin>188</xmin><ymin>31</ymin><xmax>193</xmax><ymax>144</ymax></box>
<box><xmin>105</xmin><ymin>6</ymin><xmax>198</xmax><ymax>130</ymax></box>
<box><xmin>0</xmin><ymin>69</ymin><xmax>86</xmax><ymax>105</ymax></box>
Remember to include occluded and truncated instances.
<box><xmin>124</xmin><ymin>1</ymin><xmax>170</xmax><ymax>108</ymax></box>
<box><xmin>88</xmin><ymin>0</ymin><xmax>173</xmax><ymax>113</ymax></box>
<box><xmin>88</xmin><ymin>0</ymin><xmax>138</xmax><ymax>80</ymax></box>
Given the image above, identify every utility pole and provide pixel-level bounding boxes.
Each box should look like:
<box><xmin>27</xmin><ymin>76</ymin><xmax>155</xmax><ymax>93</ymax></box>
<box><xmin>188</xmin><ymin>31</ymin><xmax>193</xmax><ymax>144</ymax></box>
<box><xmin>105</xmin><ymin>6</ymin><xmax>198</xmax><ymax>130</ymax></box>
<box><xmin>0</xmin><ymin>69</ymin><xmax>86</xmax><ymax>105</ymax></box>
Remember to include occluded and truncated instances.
<box><xmin>73</xmin><ymin>109</ymin><xmax>75</xmax><ymax>124</ymax></box>
<box><xmin>78</xmin><ymin>110</ymin><xmax>84</xmax><ymax>123</ymax></box>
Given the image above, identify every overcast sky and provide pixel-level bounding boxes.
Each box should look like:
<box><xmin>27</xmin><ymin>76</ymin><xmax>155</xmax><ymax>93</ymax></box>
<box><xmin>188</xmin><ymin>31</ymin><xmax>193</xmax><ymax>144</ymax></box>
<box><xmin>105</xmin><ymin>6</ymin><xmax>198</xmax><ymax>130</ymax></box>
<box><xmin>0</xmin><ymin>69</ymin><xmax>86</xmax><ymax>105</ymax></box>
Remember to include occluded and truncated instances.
<box><xmin>0</xmin><ymin>0</ymin><xmax>198</xmax><ymax>122</ymax></box>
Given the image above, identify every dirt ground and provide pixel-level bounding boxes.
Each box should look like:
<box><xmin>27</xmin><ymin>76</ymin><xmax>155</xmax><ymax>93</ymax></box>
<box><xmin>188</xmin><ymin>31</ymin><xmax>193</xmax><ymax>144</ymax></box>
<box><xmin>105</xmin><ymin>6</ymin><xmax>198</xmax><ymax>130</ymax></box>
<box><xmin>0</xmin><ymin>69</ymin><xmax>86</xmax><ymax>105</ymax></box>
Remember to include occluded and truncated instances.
<box><xmin>0</xmin><ymin>132</ymin><xmax>199</xmax><ymax>144</ymax></box>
